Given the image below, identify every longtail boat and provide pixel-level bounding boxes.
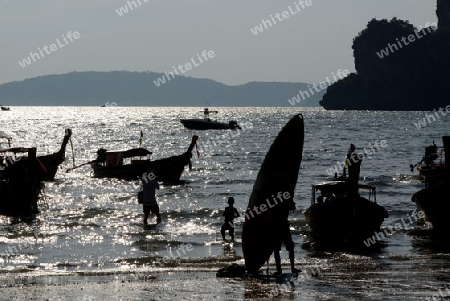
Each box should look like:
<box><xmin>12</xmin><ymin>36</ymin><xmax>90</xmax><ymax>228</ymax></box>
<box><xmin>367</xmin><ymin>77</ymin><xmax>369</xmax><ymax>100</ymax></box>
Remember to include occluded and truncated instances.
<box><xmin>1</xmin><ymin>129</ymin><xmax>72</xmax><ymax>182</ymax></box>
<box><xmin>242</xmin><ymin>114</ymin><xmax>304</xmax><ymax>274</ymax></box>
<box><xmin>37</xmin><ymin>129</ymin><xmax>72</xmax><ymax>181</ymax></box>
<box><xmin>303</xmin><ymin>181</ymin><xmax>388</xmax><ymax>245</ymax></box>
<box><xmin>90</xmin><ymin>135</ymin><xmax>199</xmax><ymax>182</ymax></box>
<box><xmin>412</xmin><ymin>136</ymin><xmax>449</xmax><ymax>231</ymax></box>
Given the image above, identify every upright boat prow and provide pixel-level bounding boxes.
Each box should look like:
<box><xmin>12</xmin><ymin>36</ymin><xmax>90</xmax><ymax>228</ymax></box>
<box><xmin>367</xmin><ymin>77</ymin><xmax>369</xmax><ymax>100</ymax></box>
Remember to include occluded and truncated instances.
<box><xmin>37</xmin><ymin>129</ymin><xmax>72</xmax><ymax>181</ymax></box>
<box><xmin>242</xmin><ymin>114</ymin><xmax>304</xmax><ymax>274</ymax></box>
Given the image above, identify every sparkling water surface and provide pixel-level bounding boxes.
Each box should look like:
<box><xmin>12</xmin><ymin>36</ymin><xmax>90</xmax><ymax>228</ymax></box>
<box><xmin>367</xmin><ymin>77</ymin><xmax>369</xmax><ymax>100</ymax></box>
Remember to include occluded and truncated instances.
<box><xmin>0</xmin><ymin>107</ymin><xmax>449</xmax><ymax>299</ymax></box>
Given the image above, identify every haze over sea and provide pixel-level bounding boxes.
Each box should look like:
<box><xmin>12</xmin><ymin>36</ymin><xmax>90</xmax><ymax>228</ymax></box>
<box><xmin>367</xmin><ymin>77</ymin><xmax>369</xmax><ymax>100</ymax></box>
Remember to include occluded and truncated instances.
<box><xmin>0</xmin><ymin>107</ymin><xmax>449</xmax><ymax>300</ymax></box>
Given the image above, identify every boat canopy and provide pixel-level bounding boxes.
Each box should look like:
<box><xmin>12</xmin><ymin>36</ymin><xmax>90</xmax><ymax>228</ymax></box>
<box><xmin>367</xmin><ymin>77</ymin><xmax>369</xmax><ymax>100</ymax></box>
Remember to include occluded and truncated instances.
<box><xmin>104</xmin><ymin>148</ymin><xmax>152</xmax><ymax>167</ymax></box>
<box><xmin>311</xmin><ymin>181</ymin><xmax>377</xmax><ymax>205</ymax></box>
<box><xmin>122</xmin><ymin>148</ymin><xmax>152</xmax><ymax>158</ymax></box>
<box><xmin>0</xmin><ymin>147</ymin><xmax>33</xmax><ymax>154</ymax></box>
<box><xmin>105</xmin><ymin>148</ymin><xmax>152</xmax><ymax>158</ymax></box>
<box><xmin>312</xmin><ymin>181</ymin><xmax>376</xmax><ymax>191</ymax></box>
<box><xmin>312</xmin><ymin>181</ymin><xmax>348</xmax><ymax>191</ymax></box>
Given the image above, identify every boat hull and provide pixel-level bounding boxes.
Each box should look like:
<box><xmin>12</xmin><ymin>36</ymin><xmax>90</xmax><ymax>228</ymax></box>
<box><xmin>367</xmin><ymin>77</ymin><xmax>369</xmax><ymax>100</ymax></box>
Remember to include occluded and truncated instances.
<box><xmin>91</xmin><ymin>152</ymin><xmax>191</xmax><ymax>182</ymax></box>
<box><xmin>0</xmin><ymin>154</ymin><xmax>43</xmax><ymax>217</ymax></box>
<box><xmin>180</xmin><ymin>119</ymin><xmax>238</xmax><ymax>130</ymax></box>
<box><xmin>0</xmin><ymin>180</ymin><xmax>41</xmax><ymax>216</ymax></box>
<box><xmin>242</xmin><ymin>114</ymin><xmax>304</xmax><ymax>273</ymax></box>
<box><xmin>412</xmin><ymin>185</ymin><xmax>450</xmax><ymax>231</ymax></box>
<box><xmin>36</xmin><ymin>129</ymin><xmax>72</xmax><ymax>181</ymax></box>
<box><xmin>412</xmin><ymin>136</ymin><xmax>450</xmax><ymax>231</ymax></box>
<box><xmin>417</xmin><ymin>164</ymin><xmax>447</xmax><ymax>187</ymax></box>
<box><xmin>37</xmin><ymin>153</ymin><xmax>65</xmax><ymax>181</ymax></box>
<box><xmin>304</xmin><ymin>196</ymin><xmax>388</xmax><ymax>244</ymax></box>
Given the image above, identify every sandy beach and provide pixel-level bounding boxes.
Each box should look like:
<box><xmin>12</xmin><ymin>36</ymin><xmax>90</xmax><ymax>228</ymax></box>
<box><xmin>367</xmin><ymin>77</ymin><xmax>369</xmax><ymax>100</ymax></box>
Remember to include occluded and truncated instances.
<box><xmin>1</xmin><ymin>253</ymin><xmax>449</xmax><ymax>301</ymax></box>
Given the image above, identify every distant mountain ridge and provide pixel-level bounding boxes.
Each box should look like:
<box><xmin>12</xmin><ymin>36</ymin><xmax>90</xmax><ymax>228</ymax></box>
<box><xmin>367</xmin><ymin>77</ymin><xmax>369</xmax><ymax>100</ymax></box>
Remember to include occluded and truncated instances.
<box><xmin>0</xmin><ymin>71</ymin><xmax>323</xmax><ymax>107</ymax></box>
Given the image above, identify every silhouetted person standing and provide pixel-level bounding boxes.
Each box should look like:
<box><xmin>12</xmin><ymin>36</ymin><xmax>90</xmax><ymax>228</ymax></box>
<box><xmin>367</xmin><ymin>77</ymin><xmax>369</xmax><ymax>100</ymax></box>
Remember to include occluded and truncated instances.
<box><xmin>221</xmin><ymin>197</ymin><xmax>239</xmax><ymax>241</ymax></box>
<box><xmin>142</xmin><ymin>171</ymin><xmax>161</xmax><ymax>225</ymax></box>
<box><xmin>345</xmin><ymin>144</ymin><xmax>362</xmax><ymax>198</ymax></box>
<box><xmin>273</xmin><ymin>198</ymin><xmax>298</xmax><ymax>276</ymax></box>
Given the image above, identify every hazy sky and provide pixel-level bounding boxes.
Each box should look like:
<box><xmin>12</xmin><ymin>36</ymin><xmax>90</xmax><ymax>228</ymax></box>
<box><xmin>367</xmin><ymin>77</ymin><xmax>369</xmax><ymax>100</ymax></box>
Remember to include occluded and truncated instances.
<box><xmin>0</xmin><ymin>0</ymin><xmax>438</xmax><ymax>86</ymax></box>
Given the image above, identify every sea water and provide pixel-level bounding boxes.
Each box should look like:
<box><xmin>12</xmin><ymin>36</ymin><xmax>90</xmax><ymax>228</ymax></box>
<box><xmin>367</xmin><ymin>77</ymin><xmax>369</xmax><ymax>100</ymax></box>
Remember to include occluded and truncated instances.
<box><xmin>0</xmin><ymin>107</ymin><xmax>449</xmax><ymax>300</ymax></box>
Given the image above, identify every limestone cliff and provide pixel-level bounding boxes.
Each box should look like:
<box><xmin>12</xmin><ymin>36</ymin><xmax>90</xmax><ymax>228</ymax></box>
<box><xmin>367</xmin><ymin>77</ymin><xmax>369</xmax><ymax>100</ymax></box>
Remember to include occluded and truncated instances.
<box><xmin>320</xmin><ymin>2</ymin><xmax>450</xmax><ymax>110</ymax></box>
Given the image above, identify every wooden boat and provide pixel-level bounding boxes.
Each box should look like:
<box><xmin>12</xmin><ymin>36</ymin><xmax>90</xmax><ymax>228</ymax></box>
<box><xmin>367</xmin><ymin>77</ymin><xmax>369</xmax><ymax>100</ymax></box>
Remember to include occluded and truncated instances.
<box><xmin>412</xmin><ymin>136</ymin><xmax>449</xmax><ymax>231</ymax></box>
<box><xmin>412</xmin><ymin>184</ymin><xmax>449</xmax><ymax>231</ymax></box>
<box><xmin>90</xmin><ymin>135</ymin><xmax>199</xmax><ymax>182</ymax></box>
<box><xmin>36</xmin><ymin>129</ymin><xmax>72</xmax><ymax>181</ymax></box>
<box><xmin>180</xmin><ymin>108</ymin><xmax>241</xmax><ymax>130</ymax></box>
<box><xmin>1</xmin><ymin>129</ymin><xmax>72</xmax><ymax>181</ymax></box>
<box><xmin>0</xmin><ymin>147</ymin><xmax>43</xmax><ymax>216</ymax></box>
<box><xmin>303</xmin><ymin>181</ymin><xmax>388</xmax><ymax>245</ymax></box>
<box><xmin>242</xmin><ymin>114</ymin><xmax>304</xmax><ymax>273</ymax></box>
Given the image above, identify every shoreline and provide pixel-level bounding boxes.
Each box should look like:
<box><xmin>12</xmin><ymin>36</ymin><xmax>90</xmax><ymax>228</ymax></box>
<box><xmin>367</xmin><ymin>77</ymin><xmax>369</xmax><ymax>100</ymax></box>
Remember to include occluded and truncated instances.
<box><xmin>0</xmin><ymin>259</ymin><xmax>448</xmax><ymax>301</ymax></box>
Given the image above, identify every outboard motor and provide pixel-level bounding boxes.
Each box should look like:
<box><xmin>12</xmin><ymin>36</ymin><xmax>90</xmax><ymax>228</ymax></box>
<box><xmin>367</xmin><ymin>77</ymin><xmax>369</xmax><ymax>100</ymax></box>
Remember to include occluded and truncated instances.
<box><xmin>228</xmin><ymin>120</ymin><xmax>241</xmax><ymax>130</ymax></box>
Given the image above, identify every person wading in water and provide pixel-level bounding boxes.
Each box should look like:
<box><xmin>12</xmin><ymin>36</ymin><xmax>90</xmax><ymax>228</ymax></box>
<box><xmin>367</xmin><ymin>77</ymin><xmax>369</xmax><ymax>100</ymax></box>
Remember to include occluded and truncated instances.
<box><xmin>142</xmin><ymin>171</ymin><xmax>161</xmax><ymax>225</ymax></box>
<box><xmin>221</xmin><ymin>197</ymin><xmax>240</xmax><ymax>241</ymax></box>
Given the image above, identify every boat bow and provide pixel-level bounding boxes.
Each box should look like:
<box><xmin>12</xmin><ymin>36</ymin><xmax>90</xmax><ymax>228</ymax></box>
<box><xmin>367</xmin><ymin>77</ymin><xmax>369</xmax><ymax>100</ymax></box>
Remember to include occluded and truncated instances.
<box><xmin>242</xmin><ymin>114</ymin><xmax>304</xmax><ymax>273</ymax></box>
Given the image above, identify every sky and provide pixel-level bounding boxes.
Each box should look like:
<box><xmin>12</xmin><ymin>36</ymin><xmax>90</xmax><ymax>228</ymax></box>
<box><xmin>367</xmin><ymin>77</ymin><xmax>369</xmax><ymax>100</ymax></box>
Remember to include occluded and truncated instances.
<box><xmin>0</xmin><ymin>0</ymin><xmax>438</xmax><ymax>86</ymax></box>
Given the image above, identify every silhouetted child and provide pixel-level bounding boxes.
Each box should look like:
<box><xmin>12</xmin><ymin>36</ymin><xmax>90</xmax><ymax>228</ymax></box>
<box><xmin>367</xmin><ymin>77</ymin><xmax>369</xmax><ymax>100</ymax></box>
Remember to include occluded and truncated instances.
<box><xmin>221</xmin><ymin>197</ymin><xmax>240</xmax><ymax>241</ymax></box>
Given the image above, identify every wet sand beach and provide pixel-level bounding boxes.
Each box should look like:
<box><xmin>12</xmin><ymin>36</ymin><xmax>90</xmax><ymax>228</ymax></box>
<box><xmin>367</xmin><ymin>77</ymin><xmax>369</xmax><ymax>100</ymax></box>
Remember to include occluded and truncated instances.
<box><xmin>1</xmin><ymin>247</ymin><xmax>450</xmax><ymax>301</ymax></box>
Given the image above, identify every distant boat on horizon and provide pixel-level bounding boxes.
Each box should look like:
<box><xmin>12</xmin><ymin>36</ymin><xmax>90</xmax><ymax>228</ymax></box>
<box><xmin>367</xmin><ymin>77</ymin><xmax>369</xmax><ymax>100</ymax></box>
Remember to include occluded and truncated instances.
<box><xmin>180</xmin><ymin>108</ymin><xmax>241</xmax><ymax>130</ymax></box>
<box><xmin>1</xmin><ymin>105</ymin><xmax>10</xmax><ymax>111</ymax></box>
<box><xmin>100</xmin><ymin>102</ymin><xmax>118</xmax><ymax>107</ymax></box>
